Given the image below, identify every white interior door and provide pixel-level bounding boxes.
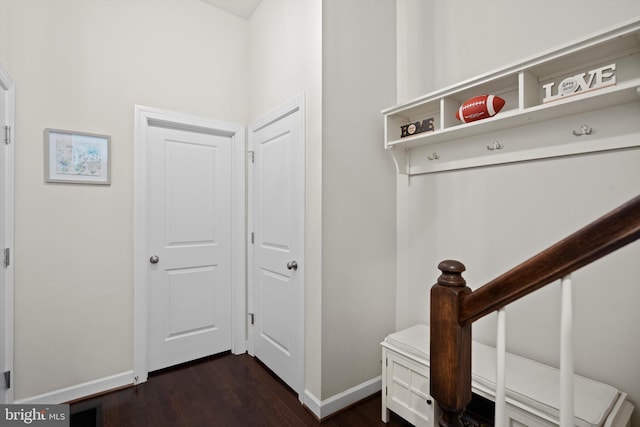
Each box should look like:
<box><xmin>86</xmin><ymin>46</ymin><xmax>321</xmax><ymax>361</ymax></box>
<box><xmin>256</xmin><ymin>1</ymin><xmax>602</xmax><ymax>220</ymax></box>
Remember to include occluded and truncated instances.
<box><xmin>146</xmin><ymin>124</ymin><xmax>233</xmax><ymax>372</ymax></box>
<box><xmin>0</xmin><ymin>64</ymin><xmax>14</xmax><ymax>404</ymax></box>
<box><xmin>250</xmin><ymin>94</ymin><xmax>305</xmax><ymax>397</ymax></box>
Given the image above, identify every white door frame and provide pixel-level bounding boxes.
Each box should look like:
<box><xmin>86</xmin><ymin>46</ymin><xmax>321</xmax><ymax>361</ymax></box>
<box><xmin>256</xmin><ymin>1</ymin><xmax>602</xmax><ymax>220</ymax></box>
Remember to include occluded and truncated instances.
<box><xmin>0</xmin><ymin>62</ymin><xmax>15</xmax><ymax>404</ymax></box>
<box><xmin>133</xmin><ymin>105</ymin><xmax>245</xmax><ymax>384</ymax></box>
<box><xmin>247</xmin><ymin>93</ymin><xmax>305</xmax><ymax>398</ymax></box>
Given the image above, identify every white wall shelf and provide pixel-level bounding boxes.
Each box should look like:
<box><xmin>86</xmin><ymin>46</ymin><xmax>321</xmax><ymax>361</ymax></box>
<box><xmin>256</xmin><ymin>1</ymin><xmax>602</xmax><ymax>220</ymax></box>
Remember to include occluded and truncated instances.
<box><xmin>383</xmin><ymin>19</ymin><xmax>640</xmax><ymax>175</ymax></box>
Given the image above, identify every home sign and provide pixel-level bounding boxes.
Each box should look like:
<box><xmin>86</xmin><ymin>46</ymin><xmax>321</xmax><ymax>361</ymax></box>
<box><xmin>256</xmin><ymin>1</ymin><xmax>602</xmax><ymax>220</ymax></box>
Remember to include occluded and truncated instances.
<box><xmin>542</xmin><ymin>63</ymin><xmax>616</xmax><ymax>103</ymax></box>
<box><xmin>400</xmin><ymin>117</ymin><xmax>435</xmax><ymax>138</ymax></box>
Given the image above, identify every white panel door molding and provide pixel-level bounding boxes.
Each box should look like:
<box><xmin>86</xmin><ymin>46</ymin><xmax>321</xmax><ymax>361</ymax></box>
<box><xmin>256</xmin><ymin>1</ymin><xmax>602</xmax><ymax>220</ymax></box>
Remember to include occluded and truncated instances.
<box><xmin>0</xmin><ymin>62</ymin><xmax>15</xmax><ymax>404</ymax></box>
<box><xmin>248</xmin><ymin>93</ymin><xmax>305</xmax><ymax>399</ymax></box>
<box><xmin>134</xmin><ymin>106</ymin><xmax>245</xmax><ymax>383</ymax></box>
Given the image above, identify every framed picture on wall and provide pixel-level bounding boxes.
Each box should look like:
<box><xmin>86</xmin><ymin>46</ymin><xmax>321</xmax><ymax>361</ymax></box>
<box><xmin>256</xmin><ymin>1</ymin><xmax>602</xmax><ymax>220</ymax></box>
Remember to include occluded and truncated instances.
<box><xmin>44</xmin><ymin>128</ymin><xmax>111</xmax><ymax>185</ymax></box>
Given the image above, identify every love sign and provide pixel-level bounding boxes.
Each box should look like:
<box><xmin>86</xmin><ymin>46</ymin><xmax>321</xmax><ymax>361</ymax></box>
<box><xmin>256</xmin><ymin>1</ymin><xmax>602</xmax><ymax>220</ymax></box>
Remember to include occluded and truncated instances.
<box><xmin>542</xmin><ymin>63</ymin><xmax>616</xmax><ymax>103</ymax></box>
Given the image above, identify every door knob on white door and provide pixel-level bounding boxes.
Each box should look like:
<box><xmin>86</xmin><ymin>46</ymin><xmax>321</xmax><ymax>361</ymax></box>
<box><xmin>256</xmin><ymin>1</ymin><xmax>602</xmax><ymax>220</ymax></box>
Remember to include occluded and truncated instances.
<box><xmin>286</xmin><ymin>260</ymin><xmax>298</xmax><ymax>271</ymax></box>
<box><xmin>149</xmin><ymin>255</ymin><xmax>160</xmax><ymax>264</ymax></box>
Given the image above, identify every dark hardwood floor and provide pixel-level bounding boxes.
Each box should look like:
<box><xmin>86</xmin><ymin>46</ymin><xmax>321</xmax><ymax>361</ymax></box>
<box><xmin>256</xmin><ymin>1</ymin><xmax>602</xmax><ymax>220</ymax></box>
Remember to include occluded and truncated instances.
<box><xmin>70</xmin><ymin>352</ymin><xmax>413</xmax><ymax>427</ymax></box>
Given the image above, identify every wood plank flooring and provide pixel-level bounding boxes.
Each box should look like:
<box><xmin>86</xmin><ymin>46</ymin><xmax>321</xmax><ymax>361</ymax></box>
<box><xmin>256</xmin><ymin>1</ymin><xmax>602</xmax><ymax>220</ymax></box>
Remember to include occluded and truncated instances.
<box><xmin>70</xmin><ymin>352</ymin><xmax>413</xmax><ymax>427</ymax></box>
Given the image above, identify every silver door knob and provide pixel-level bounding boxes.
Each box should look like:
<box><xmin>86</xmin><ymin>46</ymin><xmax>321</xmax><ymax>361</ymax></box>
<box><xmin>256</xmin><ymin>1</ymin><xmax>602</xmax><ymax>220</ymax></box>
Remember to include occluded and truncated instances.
<box><xmin>286</xmin><ymin>260</ymin><xmax>298</xmax><ymax>271</ymax></box>
<box><xmin>149</xmin><ymin>255</ymin><xmax>160</xmax><ymax>264</ymax></box>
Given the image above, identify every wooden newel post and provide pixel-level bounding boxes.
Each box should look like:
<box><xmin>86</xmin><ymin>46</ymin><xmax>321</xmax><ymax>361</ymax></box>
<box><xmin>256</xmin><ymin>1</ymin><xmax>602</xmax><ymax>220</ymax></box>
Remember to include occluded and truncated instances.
<box><xmin>430</xmin><ymin>260</ymin><xmax>472</xmax><ymax>427</ymax></box>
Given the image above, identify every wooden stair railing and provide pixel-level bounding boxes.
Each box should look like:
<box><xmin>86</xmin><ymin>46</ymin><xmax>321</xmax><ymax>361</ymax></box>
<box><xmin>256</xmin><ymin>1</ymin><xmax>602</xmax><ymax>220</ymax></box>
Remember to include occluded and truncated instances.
<box><xmin>430</xmin><ymin>194</ymin><xmax>640</xmax><ymax>427</ymax></box>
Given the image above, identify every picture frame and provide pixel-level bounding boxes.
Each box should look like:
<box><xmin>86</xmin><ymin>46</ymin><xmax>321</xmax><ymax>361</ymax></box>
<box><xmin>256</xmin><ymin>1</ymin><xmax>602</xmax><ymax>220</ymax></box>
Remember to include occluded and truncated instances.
<box><xmin>44</xmin><ymin>128</ymin><xmax>111</xmax><ymax>185</ymax></box>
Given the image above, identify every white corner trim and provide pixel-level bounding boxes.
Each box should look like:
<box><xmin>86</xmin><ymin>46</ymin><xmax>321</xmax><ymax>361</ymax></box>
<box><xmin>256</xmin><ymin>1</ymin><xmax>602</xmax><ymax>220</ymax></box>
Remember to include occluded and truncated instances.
<box><xmin>302</xmin><ymin>389</ymin><xmax>322</xmax><ymax>418</ymax></box>
<box><xmin>13</xmin><ymin>371</ymin><xmax>134</xmax><ymax>405</ymax></box>
<box><xmin>303</xmin><ymin>375</ymin><xmax>382</xmax><ymax>419</ymax></box>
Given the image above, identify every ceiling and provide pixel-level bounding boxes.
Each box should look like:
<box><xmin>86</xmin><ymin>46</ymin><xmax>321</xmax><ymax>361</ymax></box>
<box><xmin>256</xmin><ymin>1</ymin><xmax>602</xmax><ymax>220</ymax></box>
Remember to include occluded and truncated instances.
<box><xmin>199</xmin><ymin>0</ymin><xmax>263</xmax><ymax>20</ymax></box>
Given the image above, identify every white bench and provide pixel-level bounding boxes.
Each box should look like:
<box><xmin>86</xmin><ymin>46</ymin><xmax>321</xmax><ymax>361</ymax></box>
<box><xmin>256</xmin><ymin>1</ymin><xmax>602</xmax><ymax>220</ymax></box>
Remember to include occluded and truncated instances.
<box><xmin>381</xmin><ymin>324</ymin><xmax>634</xmax><ymax>427</ymax></box>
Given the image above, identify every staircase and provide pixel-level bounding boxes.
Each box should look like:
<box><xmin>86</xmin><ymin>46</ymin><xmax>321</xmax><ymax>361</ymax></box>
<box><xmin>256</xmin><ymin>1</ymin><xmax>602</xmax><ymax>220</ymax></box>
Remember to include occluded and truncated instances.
<box><xmin>429</xmin><ymin>194</ymin><xmax>640</xmax><ymax>427</ymax></box>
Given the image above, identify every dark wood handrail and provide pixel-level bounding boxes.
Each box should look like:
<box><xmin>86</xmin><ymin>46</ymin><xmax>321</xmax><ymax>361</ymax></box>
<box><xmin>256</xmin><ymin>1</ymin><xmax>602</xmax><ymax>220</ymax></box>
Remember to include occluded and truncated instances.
<box><xmin>462</xmin><ymin>193</ymin><xmax>640</xmax><ymax>324</ymax></box>
<box><xmin>430</xmin><ymin>194</ymin><xmax>640</xmax><ymax>427</ymax></box>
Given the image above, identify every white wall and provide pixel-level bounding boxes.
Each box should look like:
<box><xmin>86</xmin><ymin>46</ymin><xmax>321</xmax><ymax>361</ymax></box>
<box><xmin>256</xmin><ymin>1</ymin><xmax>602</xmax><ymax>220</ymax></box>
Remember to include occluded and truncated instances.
<box><xmin>398</xmin><ymin>0</ymin><xmax>640</xmax><ymax>102</ymax></box>
<box><xmin>395</xmin><ymin>1</ymin><xmax>640</xmax><ymax>425</ymax></box>
<box><xmin>250</xmin><ymin>0</ymin><xmax>398</xmax><ymax>405</ymax></box>
<box><xmin>1</xmin><ymin>0</ymin><xmax>391</xmax><ymax>409</ymax></box>
<box><xmin>321</xmin><ymin>0</ymin><xmax>397</xmax><ymax>400</ymax></box>
<box><xmin>0</xmin><ymin>0</ymin><xmax>249</xmax><ymax>400</ymax></box>
<box><xmin>248</xmin><ymin>0</ymin><xmax>323</xmax><ymax>400</ymax></box>
<box><xmin>400</xmin><ymin>144</ymin><xmax>640</xmax><ymax>417</ymax></box>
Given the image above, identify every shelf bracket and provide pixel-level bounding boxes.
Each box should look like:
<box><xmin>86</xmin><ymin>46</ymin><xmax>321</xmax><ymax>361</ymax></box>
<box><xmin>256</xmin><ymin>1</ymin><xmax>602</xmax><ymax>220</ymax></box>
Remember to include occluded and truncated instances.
<box><xmin>388</xmin><ymin>147</ymin><xmax>409</xmax><ymax>175</ymax></box>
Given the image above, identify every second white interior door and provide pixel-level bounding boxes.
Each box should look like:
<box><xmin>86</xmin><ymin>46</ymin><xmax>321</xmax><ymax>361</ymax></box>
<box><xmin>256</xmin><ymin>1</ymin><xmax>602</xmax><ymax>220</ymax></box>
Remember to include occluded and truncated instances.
<box><xmin>250</xmin><ymin>95</ymin><xmax>305</xmax><ymax>397</ymax></box>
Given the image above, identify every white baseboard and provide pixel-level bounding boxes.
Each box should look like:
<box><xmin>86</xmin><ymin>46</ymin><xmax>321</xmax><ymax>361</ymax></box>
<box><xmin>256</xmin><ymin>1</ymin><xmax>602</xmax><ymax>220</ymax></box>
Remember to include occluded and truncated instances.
<box><xmin>303</xmin><ymin>375</ymin><xmax>382</xmax><ymax>420</ymax></box>
<box><xmin>13</xmin><ymin>370</ymin><xmax>134</xmax><ymax>405</ymax></box>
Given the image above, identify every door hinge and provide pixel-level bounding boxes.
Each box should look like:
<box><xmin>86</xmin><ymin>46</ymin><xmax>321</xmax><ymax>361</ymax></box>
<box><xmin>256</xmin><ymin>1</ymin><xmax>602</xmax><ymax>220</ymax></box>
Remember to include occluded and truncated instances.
<box><xmin>3</xmin><ymin>248</ymin><xmax>9</xmax><ymax>268</ymax></box>
<box><xmin>3</xmin><ymin>371</ymin><xmax>10</xmax><ymax>389</ymax></box>
<box><xmin>385</xmin><ymin>357</ymin><xmax>388</xmax><ymax>367</ymax></box>
<box><xmin>251</xmin><ymin>232</ymin><xmax>254</xmax><ymax>244</ymax></box>
<box><xmin>247</xmin><ymin>150</ymin><xmax>254</xmax><ymax>163</ymax></box>
<box><xmin>248</xmin><ymin>313</ymin><xmax>254</xmax><ymax>325</ymax></box>
<box><xmin>385</xmin><ymin>386</ymin><xmax>387</xmax><ymax>396</ymax></box>
<box><xmin>4</xmin><ymin>126</ymin><xmax>11</xmax><ymax>145</ymax></box>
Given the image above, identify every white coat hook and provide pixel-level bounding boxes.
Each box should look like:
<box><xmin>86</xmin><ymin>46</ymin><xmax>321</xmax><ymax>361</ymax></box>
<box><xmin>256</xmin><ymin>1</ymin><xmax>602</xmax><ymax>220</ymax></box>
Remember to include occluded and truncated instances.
<box><xmin>487</xmin><ymin>141</ymin><xmax>503</xmax><ymax>151</ymax></box>
<box><xmin>573</xmin><ymin>124</ymin><xmax>593</xmax><ymax>136</ymax></box>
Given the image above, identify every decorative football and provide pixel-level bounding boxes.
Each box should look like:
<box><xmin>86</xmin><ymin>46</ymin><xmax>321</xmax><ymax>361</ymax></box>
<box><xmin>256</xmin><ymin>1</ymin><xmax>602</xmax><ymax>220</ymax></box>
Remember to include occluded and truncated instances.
<box><xmin>456</xmin><ymin>95</ymin><xmax>505</xmax><ymax>123</ymax></box>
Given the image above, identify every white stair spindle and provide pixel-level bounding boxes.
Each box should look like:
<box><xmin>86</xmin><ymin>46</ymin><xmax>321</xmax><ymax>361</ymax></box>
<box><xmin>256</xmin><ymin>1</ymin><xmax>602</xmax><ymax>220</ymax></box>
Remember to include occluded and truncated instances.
<box><xmin>560</xmin><ymin>275</ymin><xmax>575</xmax><ymax>427</ymax></box>
<box><xmin>495</xmin><ymin>308</ymin><xmax>507</xmax><ymax>427</ymax></box>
